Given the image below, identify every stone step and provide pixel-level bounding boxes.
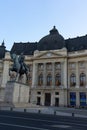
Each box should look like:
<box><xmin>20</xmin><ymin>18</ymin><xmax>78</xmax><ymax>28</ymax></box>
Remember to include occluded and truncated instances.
<box><xmin>0</xmin><ymin>102</ymin><xmax>40</xmax><ymax>108</ymax></box>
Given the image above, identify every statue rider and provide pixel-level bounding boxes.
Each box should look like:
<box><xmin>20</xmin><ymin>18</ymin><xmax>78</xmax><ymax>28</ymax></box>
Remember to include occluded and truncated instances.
<box><xmin>18</xmin><ymin>53</ymin><xmax>28</xmax><ymax>72</ymax></box>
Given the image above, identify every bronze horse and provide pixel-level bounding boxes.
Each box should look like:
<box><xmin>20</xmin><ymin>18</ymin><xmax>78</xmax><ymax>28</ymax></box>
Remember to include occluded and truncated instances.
<box><xmin>9</xmin><ymin>53</ymin><xmax>29</xmax><ymax>81</ymax></box>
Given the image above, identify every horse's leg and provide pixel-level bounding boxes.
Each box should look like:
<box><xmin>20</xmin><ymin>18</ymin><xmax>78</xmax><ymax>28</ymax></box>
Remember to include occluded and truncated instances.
<box><xmin>9</xmin><ymin>68</ymin><xmax>16</xmax><ymax>81</ymax></box>
<box><xmin>26</xmin><ymin>71</ymin><xmax>28</xmax><ymax>82</ymax></box>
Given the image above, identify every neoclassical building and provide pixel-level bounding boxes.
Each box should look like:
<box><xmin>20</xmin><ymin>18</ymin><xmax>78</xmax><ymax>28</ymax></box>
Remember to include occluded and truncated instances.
<box><xmin>0</xmin><ymin>26</ymin><xmax>87</xmax><ymax>107</ymax></box>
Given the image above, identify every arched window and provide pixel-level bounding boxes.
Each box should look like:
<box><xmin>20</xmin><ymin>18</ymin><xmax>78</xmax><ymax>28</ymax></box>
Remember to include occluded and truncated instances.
<box><xmin>47</xmin><ymin>74</ymin><xmax>52</xmax><ymax>86</ymax></box>
<box><xmin>38</xmin><ymin>74</ymin><xmax>43</xmax><ymax>86</ymax></box>
<box><xmin>55</xmin><ymin>73</ymin><xmax>61</xmax><ymax>86</ymax></box>
<box><xmin>80</xmin><ymin>73</ymin><xmax>86</xmax><ymax>86</ymax></box>
<box><xmin>70</xmin><ymin>73</ymin><xmax>76</xmax><ymax>86</ymax></box>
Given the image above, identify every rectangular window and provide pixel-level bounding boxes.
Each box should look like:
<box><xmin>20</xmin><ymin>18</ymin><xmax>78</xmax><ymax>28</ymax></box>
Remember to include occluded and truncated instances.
<box><xmin>79</xmin><ymin>62</ymin><xmax>85</xmax><ymax>68</ymax></box>
<box><xmin>38</xmin><ymin>63</ymin><xmax>44</xmax><ymax>70</ymax></box>
<box><xmin>69</xmin><ymin>63</ymin><xmax>76</xmax><ymax>69</ymax></box>
<box><xmin>55</xmin><ymin>62</ymin><xmax>61</xmax><ymax>69</ymax></box>
<box><xmin>55</xmin><ymin>92</ymin><xmax>59</xmax><ymax>95</ymax></box>
<box><xmin>46</xmin><ymin>63</ymin><xmax>52</xmax><ymax>70</ymax></box>
<box><xmin>37</xmin><ymin>92</ymin><xmax>41</xmax><ymax>95</ymax></box>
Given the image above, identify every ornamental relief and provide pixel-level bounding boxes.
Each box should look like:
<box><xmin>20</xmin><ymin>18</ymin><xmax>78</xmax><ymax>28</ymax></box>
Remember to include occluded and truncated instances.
<box><xmin>35</xmin><ymin>51</ymin><xmax>63</xmax><ymax>59</ymax></box>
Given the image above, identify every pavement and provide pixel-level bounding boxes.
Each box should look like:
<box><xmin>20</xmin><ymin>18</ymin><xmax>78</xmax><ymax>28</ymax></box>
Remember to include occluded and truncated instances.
<box><xmin>0</xmin><ymin>111</ymin><xmax>87</xmax><ymax>130</ymax></box>
<box><xmin>0</xmin><ymin>106</ymin><xmax>87</xmax><ymax>118</ymax></box>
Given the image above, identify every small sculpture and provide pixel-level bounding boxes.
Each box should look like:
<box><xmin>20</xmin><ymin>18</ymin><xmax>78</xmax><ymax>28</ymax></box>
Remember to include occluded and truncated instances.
<box><xmin>9</xmin><ymin>52</ymin><xmax>29</xmax><ymax>82</ymax></box>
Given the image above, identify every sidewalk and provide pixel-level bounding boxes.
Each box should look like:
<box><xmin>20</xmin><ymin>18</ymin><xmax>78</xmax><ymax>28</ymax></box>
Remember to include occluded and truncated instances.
<box><xmin>0</xmin><ymin>106</ymin><xmax>87</xmax><ymax>118</ymax></box>
<box><xmin>48</xmin><ymin>106</ymin><xmax>87</xmax><ymax>118</ymax></box>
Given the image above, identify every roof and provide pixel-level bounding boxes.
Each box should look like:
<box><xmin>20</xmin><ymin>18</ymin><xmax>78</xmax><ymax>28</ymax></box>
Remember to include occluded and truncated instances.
<box><xmin>11</xmin><ymin>42</ymin><xmax>37</xmax><ymax>55</ymax></box>
<box><xmin>10</xmin><ymin>27</ymin><xmax>87</xmax><ymax>54</ymax></box>
<box><xmin>66</xmin><ymin>35</ymin><xmax>87</xmax><ymax>52</ymax></box>
<box><xmin>37</xmin><ymin>26</ymin><xmax>65</xmax><ymax>51</ymax></box>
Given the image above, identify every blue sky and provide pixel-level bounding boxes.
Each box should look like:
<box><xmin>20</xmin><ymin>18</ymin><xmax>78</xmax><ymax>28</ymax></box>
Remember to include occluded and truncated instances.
<box><xmin>0</xmin><ymin>0</ymin><xmax>87</xmax><ymax>50</ymax></box>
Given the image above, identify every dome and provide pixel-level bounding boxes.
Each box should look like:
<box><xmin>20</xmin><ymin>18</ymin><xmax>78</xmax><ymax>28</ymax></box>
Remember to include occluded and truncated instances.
<box><xmin>37</xmin><ymin>26</ymin><xmax>65</xmax><ymax>51</ymax></box>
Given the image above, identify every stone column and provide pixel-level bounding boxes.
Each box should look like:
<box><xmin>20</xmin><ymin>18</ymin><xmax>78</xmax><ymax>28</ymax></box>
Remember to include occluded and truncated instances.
<box><xmin>1</xmin><ymin>60</ymin><xmax>10</xmax><ymax>88</ymax></box>
<box><xmin>63</xmin><ymin>58</ymin><xmax>68</xmax><ymax>88</ymax></box>
<box><xmin>51</xmin><ymin>91</ymin><xmax>55</xmax><ymax>106</ymax></box>
<box><xmin>60</xmin><ymin>89</ymin><xmax>68</xmax><ymax>107</ymax></box>
<box><xmin>41</xmin><ymin>91</ymin><xmax>45</xmax><ymax>106</ymax></box>
<box><xmin>61</xmin><ymin>62</ymin><xmax>64</xmax><ymax>86</ymax></box>
<box><xmin>76</xmin><ymin>91</ymin><xmax>80</xmax><ymax>107</ymax></box>
<box><xmin>32</xmin><ymin>63</ymin><xmax>38</xmax><ymax>87</ymax></box>
<box><xmin>43</xmin><ymin>63</ymin><xmax>46</xmax><ymax>86</ymax></box>
<box><xmin>76</xmin><ymin>62</ymin><xmax>79</xmax><ymax>88</ymax></box>
<box><xmin>52</xmin><ymin>62</ymin><xmax>55</xmax><ymax>87</ymax></box>
<box><xmin>59</xmin><ymin>90</ymin><xmax>64</xmax><ymax>106</ymax></box>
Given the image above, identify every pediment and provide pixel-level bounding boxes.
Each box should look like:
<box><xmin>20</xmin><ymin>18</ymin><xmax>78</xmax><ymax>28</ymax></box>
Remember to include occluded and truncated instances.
<box><xmin>35</xmin><ymin>51</ymin><xmax>64</xmax><ymax>59</ymax></box>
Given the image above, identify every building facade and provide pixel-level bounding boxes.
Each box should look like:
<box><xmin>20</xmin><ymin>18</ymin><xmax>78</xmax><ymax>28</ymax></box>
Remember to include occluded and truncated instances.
<box><xmin>0</xmin><ymin>26</ymin><xmax>87</xmax><ymax>107</ymax></box>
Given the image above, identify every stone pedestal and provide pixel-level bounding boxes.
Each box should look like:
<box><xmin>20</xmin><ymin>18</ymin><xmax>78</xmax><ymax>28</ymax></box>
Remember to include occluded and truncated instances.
<box><xmin>4</xmin><ymin>81</ymin><xmax>30</xmax><ymax>105</ymax></box>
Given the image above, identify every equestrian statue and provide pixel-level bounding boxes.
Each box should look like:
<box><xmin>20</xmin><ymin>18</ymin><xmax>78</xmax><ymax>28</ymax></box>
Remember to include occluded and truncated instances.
<box><xmin>9</xmin><ymin>52</ymin><xmax>29</xmax><ymax>82</ymax></box>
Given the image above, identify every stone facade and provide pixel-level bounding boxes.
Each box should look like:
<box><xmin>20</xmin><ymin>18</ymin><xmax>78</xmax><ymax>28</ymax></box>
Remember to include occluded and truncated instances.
<box><xmin>0</xmin><ymin>27</ymin><xmax>87</xmax><ymax>107</ymax></box>
<box><xmin>0</xmin><ymin>48</ymin><xmax>87</xmax><ymax>107</ymax></box>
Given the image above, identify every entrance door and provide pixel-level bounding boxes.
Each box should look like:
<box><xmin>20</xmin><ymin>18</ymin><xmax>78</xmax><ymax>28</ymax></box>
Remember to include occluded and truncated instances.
<box><xmin>70</xmin><ymin>92</ymin><xmax>76</xmax><ymax>106</ymax></box>
<box><xmin>37</xmin><ymin>97</ymin><xmax>41</xmax><ymax>105</ymax></box>
<box><xmin>45</xmin><ymin>93</ymin><xmax>51</xmax><ymax>106</ymax></box>
<box><xmin>55</xmin><ymin>98</ymin><xmax>59</xmax><ymax>106</ymax></box>
<box><xmin>80</xmin><ymin>92</ymin><xmax>86</xmax><ymax>107</ymax></box>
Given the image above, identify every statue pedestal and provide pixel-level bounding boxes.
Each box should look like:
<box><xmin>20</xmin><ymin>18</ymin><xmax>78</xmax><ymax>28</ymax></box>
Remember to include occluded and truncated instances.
<box><xmin>5</xmin><ymin>81</ymin><xmax>30</xmax><ymax>106</ymax></box>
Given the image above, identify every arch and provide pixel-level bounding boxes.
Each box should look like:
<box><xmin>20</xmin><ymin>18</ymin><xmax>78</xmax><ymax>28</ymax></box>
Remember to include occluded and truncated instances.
<box><xmin>70</xmin><ymin>73</ymin><xmax>76</xmax><ymax>86</ymax></box>
<box><xmin>80</xmin><ymin>73</ymin><xmax>86</xmax><ymax>86</ymax></box>
<box><xmin>38</xmin><ymin>74</ymin><xmax>43</xmax><ymax>86</ymax></box>
<box><xmin>55</xmin><ymin>73</ymin><xmax>61</xmax><ymax>86</ymax></box>
<box><xmin>47</xmin><ymin>74</ymin><xmax>52</xmax><ymax>86</ymax></box>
